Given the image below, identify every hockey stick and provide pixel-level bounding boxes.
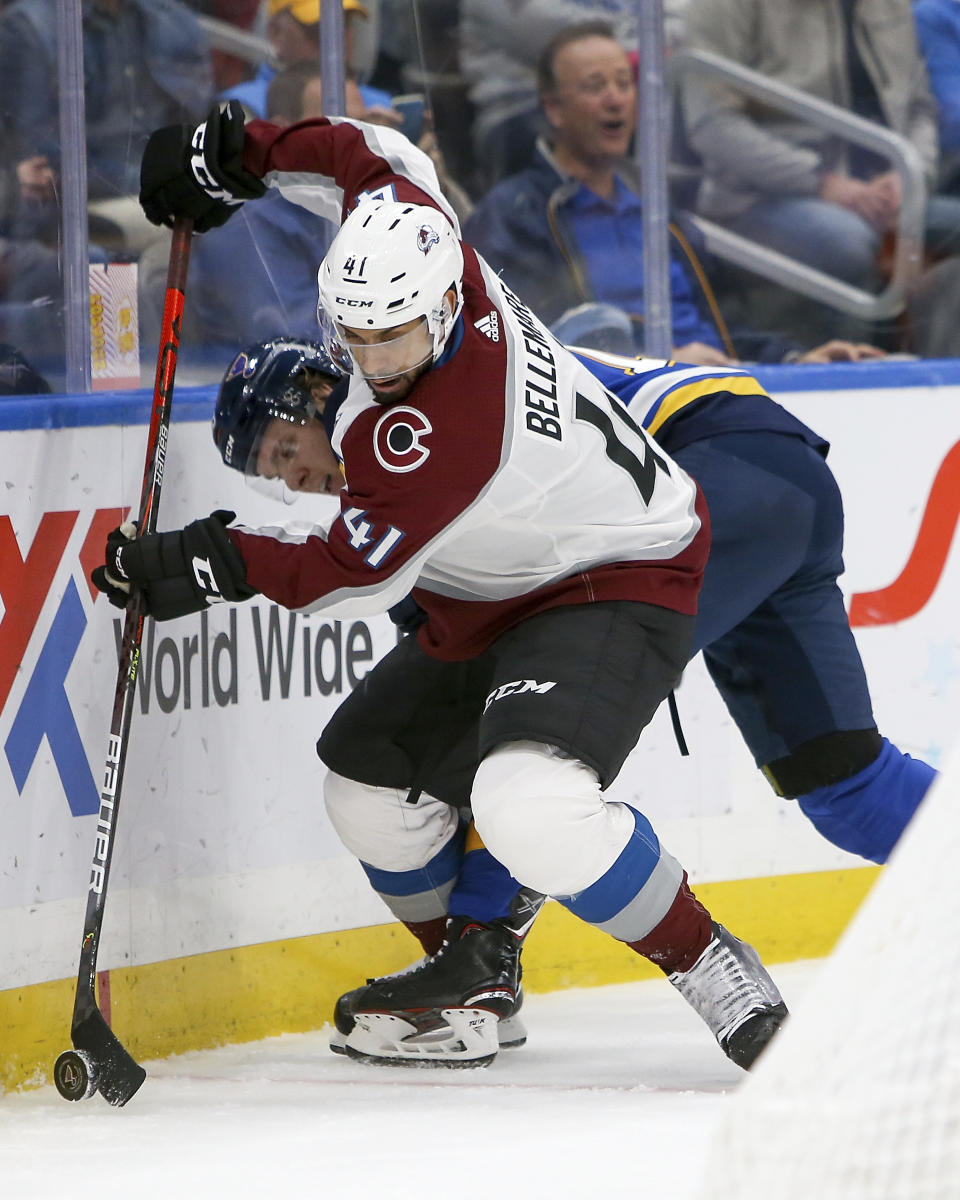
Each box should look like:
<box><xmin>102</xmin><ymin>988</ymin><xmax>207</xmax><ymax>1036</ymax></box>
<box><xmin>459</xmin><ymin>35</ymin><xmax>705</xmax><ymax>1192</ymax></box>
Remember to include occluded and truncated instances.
<box><xmin>54</xmin><ymin>218</ymin><xmax>193</xmax><ymax>1106</ymax></box>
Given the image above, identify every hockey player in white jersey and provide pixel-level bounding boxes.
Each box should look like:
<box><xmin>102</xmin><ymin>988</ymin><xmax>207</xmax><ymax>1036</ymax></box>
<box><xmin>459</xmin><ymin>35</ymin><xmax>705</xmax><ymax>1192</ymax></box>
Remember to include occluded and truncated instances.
<box><xmin>198</xmin><ymin>323</ymin><xmax>934</xmax><ymax>1070</ymax></box>
<box><xmin>93</xmin><ymin>101</ymin><xmax>788</xmax><ymax>1071</ymax></box>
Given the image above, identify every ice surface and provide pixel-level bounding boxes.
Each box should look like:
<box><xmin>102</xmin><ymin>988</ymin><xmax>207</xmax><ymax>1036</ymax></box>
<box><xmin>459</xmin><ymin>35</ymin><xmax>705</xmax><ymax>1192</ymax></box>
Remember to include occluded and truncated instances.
<box><xmin>0</xmin><ymin>962</ymin><xmax>818</xmax><ymax>1199</ymax></box>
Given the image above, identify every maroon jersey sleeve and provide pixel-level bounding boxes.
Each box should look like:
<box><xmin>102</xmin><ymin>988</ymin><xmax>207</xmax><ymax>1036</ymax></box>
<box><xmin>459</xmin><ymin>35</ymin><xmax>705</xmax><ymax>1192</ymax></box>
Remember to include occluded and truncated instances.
<box><xmin>242</xmin><ymin>116</ymin><xmax>451</xmax><ymax>223</ymax></box>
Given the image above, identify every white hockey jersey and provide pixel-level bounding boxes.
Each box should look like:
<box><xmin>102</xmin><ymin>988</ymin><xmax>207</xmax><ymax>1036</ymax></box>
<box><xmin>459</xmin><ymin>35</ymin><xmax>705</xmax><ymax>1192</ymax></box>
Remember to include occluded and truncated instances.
<box><xmin>228</xmin><ymin>118</ymin><xmax>709</xmax><ymax>660</ymax></box>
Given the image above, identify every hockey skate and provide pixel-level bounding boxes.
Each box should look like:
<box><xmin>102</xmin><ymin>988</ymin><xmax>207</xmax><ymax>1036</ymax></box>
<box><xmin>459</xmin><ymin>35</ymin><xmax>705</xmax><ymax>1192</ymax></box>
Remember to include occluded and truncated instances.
<box><xmin>330</xmin><ymin>915</ymin><xmax>528</xmax><ymax>1068</ymax></box>
<box><xmin>669</xmin><ymin>922</ymin><xmax>788</xmax><ymax>1069</ymax></box>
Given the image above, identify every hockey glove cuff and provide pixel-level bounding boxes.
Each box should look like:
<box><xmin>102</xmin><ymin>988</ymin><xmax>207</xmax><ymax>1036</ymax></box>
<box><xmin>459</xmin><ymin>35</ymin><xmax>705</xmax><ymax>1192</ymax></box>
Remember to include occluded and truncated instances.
<box><xmin>139</xmin><ymin>101</ymin><xmax>266</xmax><ymax>232</ymax></box>
<box><xmin>91</xmin><ymin>510</ymin><xmax>259</xmax><ymax>620</ymax></box>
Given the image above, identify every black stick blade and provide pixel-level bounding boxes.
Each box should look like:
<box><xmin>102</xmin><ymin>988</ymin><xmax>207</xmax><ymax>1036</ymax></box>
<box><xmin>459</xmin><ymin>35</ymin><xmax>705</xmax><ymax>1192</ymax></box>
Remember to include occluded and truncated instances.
<box><xmin>72</xmin><ymin>1008</ymin><xmax>146</xmax><ymax>1106</ymax></box>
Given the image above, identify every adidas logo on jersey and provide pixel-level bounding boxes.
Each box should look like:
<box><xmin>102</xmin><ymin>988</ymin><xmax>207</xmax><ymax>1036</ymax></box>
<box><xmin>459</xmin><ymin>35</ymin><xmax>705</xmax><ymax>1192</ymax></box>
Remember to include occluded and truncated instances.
<box><xmin>474</xmin><ymin>311</ymin><xmax>501</xmax><ymax>342</ymax></box>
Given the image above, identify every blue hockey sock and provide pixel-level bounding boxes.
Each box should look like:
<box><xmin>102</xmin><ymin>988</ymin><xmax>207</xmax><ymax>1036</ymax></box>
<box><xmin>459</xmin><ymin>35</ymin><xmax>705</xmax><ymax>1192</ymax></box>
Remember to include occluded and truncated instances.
<box><xmin>447</xmin><ymin>824</ymin><xmax>523</xmax><ymax>924</ymax></box>
<box><xmin>797</xmin><ymin>738</ymin><xmax>936</xmax><ymax>863</ymax></box>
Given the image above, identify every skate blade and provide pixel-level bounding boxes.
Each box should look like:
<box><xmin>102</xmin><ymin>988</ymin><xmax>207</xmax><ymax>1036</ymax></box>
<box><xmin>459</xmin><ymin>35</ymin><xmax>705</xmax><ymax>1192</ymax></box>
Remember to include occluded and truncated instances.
<box><xmin>342</xmin><ymin>1008</ymin><xmax>499</xmax><ymax>1068</ymax></box>
<box><xmin>331</xmin><ymin>1010</ymin><xmax>527</xmax><ymax>1056</ymax></box>
<box><xmin>496</xmin><ymin>1012</ymin><xmax>527</xmax><ymax>1048</ymax></box>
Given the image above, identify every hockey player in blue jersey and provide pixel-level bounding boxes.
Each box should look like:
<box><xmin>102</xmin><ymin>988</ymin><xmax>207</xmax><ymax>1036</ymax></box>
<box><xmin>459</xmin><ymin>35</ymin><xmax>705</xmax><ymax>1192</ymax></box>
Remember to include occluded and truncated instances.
<box><xmin>205</xmin><ymin>336</ymin><xmax>934</xmax><ymax>1069</ymax></box>
<box><xmin>577</xmin><ymin>347</ymin><xmax>935</xmax><ymax>861</ymax></box>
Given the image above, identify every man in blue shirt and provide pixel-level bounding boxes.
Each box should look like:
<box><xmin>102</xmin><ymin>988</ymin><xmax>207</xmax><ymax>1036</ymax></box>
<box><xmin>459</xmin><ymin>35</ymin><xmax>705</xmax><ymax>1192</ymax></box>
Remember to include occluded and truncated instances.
<box><xmin>0</xmin><ymin>0</ymin><xmax>213</xmax><ymax>201</ymax></box>
<box><xmin>464</xmin><ymin>20</ymin><xmax>884</xmax><ymax>367</ymax></box>
<box><xmin>913</xmin><ymin>0</ymin><xmax>960</xmax><ymax>188</ymax></box>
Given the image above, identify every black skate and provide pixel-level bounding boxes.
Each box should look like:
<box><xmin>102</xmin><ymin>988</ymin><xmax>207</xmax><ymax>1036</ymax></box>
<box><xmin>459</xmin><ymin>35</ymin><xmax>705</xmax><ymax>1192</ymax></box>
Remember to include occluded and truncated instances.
<box><xmin>669</xmin><ymin>922</ymin><xmax>788</xmax><ymax>1070</ymax></box>
<box><xmin>331</xmin><ymin>914</ymin><xmax>530</xmax><ymax>1068</ymax></box>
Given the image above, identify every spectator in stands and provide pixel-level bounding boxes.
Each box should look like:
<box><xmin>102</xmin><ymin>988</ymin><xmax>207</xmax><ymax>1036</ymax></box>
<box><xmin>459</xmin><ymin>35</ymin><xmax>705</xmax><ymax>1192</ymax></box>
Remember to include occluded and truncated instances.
<box><xmin>0</xmin><ymin>130</ymin><xmax>64</xmax><ymax>380</ymax></box>
<box><xmin>0</xmin><ymin>0</ymin><xmax>214</xmax><ymax>202</ymax></box>
<box><xmin>0</xmin><ymin>145</ymin><xmax>57</xmax><ymax>247</ymax></box>
<box><xmin>913</xmin><ymin>0</ymin><xmax>960</xmax><ymax>192</ymax></box>
<box><xmin>681</xmin><ymin>0</ymin><xmax>960</xmax><ymax>345</ymax></box>
<box><xmin>179</xmin><ymin>1</ymin><xmax>262</xmax><ymax>91</ymax></box>
<box><xmin>373</xmin><ymin>0</ymin><xmax>450</xmax><ymax>95</ymax></box>
<box><xmin>278</xmin><ymin>59</ymin><xmax>398</xmax><ymax>129</ymax></box>
<box><xmin>464</xmin><ymin>21</ymin><xmax>884</xmax><ymax>365</ymax></box>
<box><xmin>0</xmin><ymin>342</ymin><xmax>51</xmax><ymax>395</ymax></box>
<box><xmin>222</xmin><ymin>0</ymin><xmax>391</xmax><ymax>118</ymax></box>
<box><xmin>459</xmin><ymin>0</ymin><xmax>638</xmax><ymax>190</ymax></box>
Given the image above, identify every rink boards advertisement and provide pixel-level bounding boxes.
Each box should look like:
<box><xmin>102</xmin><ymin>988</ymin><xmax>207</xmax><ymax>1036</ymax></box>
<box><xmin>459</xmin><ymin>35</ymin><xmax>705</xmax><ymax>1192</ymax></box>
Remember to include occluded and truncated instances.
<box><xmin>1</xmin><ymin>361</ymin><xmax>958</xmax><ymax>1085</ymax></box>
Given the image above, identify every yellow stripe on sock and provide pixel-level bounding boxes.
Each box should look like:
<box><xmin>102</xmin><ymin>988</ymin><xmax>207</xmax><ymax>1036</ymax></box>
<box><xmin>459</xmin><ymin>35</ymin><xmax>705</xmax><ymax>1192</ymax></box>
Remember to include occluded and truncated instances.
<box><xmin>463</xmin><ymin>822</ymin><xmax>487</xmax><ymax>853</ymax></box>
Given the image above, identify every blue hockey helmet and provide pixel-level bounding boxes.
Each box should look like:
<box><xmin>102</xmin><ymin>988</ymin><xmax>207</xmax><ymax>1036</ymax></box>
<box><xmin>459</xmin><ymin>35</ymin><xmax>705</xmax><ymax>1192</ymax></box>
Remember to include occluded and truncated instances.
<box><xmin>212</xmin><ymin>337</ymin><xmax>344</xmax><ymax>475</ymax></box>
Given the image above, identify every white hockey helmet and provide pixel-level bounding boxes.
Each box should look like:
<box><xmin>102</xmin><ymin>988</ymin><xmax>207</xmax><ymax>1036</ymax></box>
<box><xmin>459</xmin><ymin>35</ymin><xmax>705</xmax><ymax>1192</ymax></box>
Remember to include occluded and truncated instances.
<box><xmin>317</xmin><ymin>200</ymin><xmax>464</xmax><ymax>380</ymax></box>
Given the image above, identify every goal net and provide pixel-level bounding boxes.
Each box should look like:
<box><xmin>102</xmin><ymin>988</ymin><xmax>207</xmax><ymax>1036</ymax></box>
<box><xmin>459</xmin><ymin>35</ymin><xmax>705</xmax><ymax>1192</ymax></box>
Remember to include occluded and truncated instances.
<box><xmin>695</xmin><ymin>738</ymin><xmax>960</xmax><ymax>1200</ymax></box>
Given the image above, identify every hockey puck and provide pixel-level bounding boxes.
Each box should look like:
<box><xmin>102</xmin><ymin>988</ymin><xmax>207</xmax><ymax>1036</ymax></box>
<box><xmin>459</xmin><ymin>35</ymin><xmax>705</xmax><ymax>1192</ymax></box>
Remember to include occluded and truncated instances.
<box><xmin>53</xmin><ymin>1049</ymin><xmax>99</xmax><ymax>1101</ymax></box>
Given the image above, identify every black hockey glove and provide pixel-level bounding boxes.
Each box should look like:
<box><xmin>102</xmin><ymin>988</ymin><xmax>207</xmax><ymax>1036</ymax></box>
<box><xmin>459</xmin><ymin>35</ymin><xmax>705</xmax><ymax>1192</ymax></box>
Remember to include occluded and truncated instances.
<box><xmin>91</xmin><ymin>510</ymin><xmax>259</xmax><ymax>620</ymax></box>
<box><xmin>139</xmin><ymin>101</ymin><xmax>266</xmax><ymax>233</ymax></box>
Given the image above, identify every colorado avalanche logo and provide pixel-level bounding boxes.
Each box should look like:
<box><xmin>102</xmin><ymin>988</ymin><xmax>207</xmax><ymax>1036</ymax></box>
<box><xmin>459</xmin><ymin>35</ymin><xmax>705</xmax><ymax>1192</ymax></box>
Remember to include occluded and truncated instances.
<box><xmin>417</xmin><ymin>224</ymin><xmax>441</xmax><ymax>255</ymax></box>
<box><xmin>374</xmin><ymin>406</ymin><xmax>433</xmax><ymax>473</ymax></box>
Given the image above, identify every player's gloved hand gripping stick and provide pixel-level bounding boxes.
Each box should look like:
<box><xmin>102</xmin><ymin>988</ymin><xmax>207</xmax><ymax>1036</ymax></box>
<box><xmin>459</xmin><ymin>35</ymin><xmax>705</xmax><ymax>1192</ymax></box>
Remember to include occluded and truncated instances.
<box><xmin>93</xmin><ymin>508</ymin><xmax>254</xmax><ymax>619</ymax></box>
<box><xmin>139</xmin><ymin>100</ymin><xmax>264</xmax><ymax>233</ymax></box>
<box><xmin>52</xmin><ymin>218</ymin><xmax>193</xmax><ymax>1106</ymax></box>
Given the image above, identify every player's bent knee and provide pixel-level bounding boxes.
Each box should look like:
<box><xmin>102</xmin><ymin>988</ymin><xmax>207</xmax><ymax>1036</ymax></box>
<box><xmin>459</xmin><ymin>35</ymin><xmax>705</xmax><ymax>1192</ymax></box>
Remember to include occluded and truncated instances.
<box><xmin>471</xmin><ymin>740</ymin><xmax>634</xmax><ymax>896</ymax></box>
<box><xmin>324</xmin><ymin>771</ymin><xmax>460</xmax><ymax>871</ymax></box>
<box><xmin>761</xmin><ymin>728</ymin><xmax>883</xmax><ymax>798</ymax></box>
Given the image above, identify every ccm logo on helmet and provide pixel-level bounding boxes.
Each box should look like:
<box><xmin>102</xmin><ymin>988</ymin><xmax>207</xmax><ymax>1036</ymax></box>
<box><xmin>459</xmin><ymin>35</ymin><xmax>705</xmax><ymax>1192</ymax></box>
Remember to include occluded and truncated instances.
<box><xmin>374</xmin><ymin>407</ymin><xmax>432</xmax><ymax>473</ymax></box>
